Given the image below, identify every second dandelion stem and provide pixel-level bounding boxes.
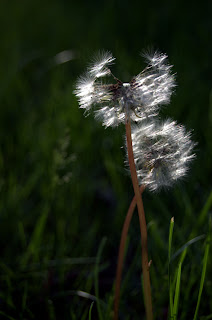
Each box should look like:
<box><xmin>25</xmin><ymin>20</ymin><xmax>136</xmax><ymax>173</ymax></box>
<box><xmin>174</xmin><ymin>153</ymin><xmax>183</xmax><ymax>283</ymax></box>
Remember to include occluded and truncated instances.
<box><xmin>125</xmin><ymin>117</ymin><xmax>153</xmax><ymax>320</ymax></box>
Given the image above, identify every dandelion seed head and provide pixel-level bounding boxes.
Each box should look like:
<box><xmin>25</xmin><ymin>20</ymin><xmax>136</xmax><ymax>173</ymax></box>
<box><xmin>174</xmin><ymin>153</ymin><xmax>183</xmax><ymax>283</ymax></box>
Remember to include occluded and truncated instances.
<box><xmin>131</xmin><ymin>119</ymin><xmax>196</xmax><ymax>191</ymax></box>
<box><xmin>74</xmin><ymin>51</ymin><xmax>176</xmax><ymax>127</ymax></box>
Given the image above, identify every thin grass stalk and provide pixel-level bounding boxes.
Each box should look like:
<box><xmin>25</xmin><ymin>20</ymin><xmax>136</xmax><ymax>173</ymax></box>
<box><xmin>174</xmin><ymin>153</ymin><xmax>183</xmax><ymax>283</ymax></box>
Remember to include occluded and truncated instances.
<box><xmin>94</xmin><ymin>237</ymin><xmax>107</xmax><ymax>320</ymax></box>
<box><xmin>169</xmin><ymin>248</ymin><xmax>187</xmax><ymax>320</ymax></box>
<box><xmin>114</xmin><ymin>185</ymin><xmax>145</xmax><ymax>320</ymax></box>
<box><xmin>171</xmin><ymin>248</ymin><xmax>187</xmax><ymax>308</ymax></box>
<box><xmin>89</xmin><ymin>302</ymin><xmax>94</xmax><ymax>320</ymax></box>
<box><xmin>168</xmin><ymin>217</ymin><xmax>174</xmax><ymax>318</ymax></box>
<box><xmin>193</xmin><ymin>229</ymin><xmax>211</xmax><ymax>320</ymax></box>
<box><xmin>173</xmin><ymin>261</ymin><xmax>182</xmax><ymax>320</ymax></box>
<box><xmin>125</xmin><ymin>116</ymin><xmax>153</xmax><ymax>320</ymax></box>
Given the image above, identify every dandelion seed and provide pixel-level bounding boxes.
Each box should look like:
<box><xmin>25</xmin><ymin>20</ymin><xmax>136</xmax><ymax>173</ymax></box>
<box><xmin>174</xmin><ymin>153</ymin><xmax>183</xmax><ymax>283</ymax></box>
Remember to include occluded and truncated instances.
<box><xmin>88</xmin><ymin>51</ymin><xmax>115</xmax><ymax>78</ymax></box>
<box><xmin>131</xmin><ymin>119</ymin><xmax>196</xmax><ymax>191</ymax></box>
<box><xmin>133</xmin><ymin>52</ymin><xmax>176</xmax><ymax>112</ymax></box>
<box><xmin>74</xmin><ymin>51</ymin><xmax>175</xmax><ymax>127</ymax></box>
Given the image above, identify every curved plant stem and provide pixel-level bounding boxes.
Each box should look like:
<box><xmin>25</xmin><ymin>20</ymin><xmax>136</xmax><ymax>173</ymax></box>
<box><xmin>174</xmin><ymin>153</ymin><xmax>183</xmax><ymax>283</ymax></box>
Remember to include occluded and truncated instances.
<box><xmin>125</xmin><ymin>116</ymin><xmax>153</xmax><ymax>320</ymax></box>
<box><xmin>114</xmin><ymin>185</ymin><xmax>145</xmax><ymax>320</ymax></box>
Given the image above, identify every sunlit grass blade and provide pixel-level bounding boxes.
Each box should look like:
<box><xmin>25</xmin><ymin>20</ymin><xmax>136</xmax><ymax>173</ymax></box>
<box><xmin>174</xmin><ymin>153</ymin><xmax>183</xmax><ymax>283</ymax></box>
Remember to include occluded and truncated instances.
<box><xmin>171</xmin><ymin>248</ymin><xmax>187</xmax><ymax>300</ymax></box>
<box><xmin>193</xmin><ymin>222</ymin><xmax>211</xmax><ymax>320</ymax></box>
<box><xmin>89</xmin><ymin>301</ymin><xmax>94</xmax><ymax>320</ymax></box>
<box><xmin>94</xmin><ymin>237</ymin><xmax>107</xmax><ymax>320</ymax></box>
<box><xmin>52</xmin><ymin>289</ymin><xmax>107</xmax><ymax>307</ymax></box>
<box><xmin>168</xmin><ymin>217</ymin><xmax>174</xmax><ymax>318</ymax></box>
<box><xmin>169</xmin><ymin>217</ymin><xmax>175</xmax><ymax>264</ymax></box>
<box><xmin>171</xmin><ymin>248</ymin><xmax>187</xmax><ymax>320</ymax></box>
<box><xmin>173</xmin><ymin>261</ymin><xmax>182</xmax><ymax>320</ymax></box>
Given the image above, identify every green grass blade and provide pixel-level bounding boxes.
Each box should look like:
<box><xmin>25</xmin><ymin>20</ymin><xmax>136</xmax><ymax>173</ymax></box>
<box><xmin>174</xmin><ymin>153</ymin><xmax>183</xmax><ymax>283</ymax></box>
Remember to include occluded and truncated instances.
<box><xmin>171</xmin><ymin>235</ymin><xmax>205</xmax><ymax>261</ymax></box>
<box><xmin>171</xmin><ymin>248</ymin><xmax>187</xmax><ymax>302</ymax></box>
<box><xmin>193</xmin><ymin>231</ymin><xmax>210</xmax><ymax>320</ymax></box>
<box><xmin>21</xmin><ymin>207</ymin><xmax>49</xmax><ymax>265</ymax></box>
<box><xmin>197</xmin><ymin>191</ymin><xmax>212</xmax><ymax>227</ymax></box>
<box><xmin>178</xmin><ymin>247</ymin><xmax>187</xmax><ymax>266</ymax></box>
<box><xmin>47</xmin><ymin>299</ymin><xmax>56</xmax><ymax>320</ymax></box>
<box><xmin>171</xmin><ymin>248</ymin><xmax>187</xmax><ymax>320</ymax></box>
<box><xmin>169</xmin><ymin>217</ymin><xmax>175</xmax><ymax>265</ymax></box>
<box><xmin>168</xmin><ymin>217</ymin><xmax>175</xmax><ymax>318</ymax></box>
<box><xmin>173</xmin><ymin>261</ymin><xmax>182</xmax><ymax>320</ymax></box>
<box><xmin>89</xmin><ymin>301</ymin><xmax>94</xmax><ymax>320</ymax></box>
<box><xmin>94</xmin><ymin>237</ymin><xmax>107</xmax><ymax>320</ymax></box>
<box><xmin>200</xmin><ymin>314</ymin><xmax>212</xmax><ymax>320</ymax></box>
<box><xmin>22</xmin><ymin>281</ymin><xmax>28</xmax><ymax>311</ymax></box>
<box><xmin>0</xmin><ymin>311</ymin><xmax>16</xmax><ymax>320</ymax></box>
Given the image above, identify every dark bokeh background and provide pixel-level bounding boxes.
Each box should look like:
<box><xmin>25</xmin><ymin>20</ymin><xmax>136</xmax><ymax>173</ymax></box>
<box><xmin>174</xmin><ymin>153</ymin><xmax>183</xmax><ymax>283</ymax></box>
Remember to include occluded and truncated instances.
<box><xmin>0</xmin><ymin>1</ymin><xmax>211</xmax><ymax>319</ymax></box>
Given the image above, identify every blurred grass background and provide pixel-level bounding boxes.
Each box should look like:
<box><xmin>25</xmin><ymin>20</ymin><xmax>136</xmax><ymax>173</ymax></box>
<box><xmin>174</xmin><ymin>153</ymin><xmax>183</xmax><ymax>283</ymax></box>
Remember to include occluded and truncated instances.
<box><xmin>0</xmin><ymin>0</ymin><xmax>211</xmax><ymax>319</ymax></box>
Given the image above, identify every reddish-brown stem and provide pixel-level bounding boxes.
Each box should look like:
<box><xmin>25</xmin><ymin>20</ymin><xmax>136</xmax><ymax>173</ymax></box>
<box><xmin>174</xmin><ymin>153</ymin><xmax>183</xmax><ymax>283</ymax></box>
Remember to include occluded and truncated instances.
<box><xmin>125</xmin><ymin>117</ymin><xmax>153</xmax><ymax>320</ymax></box>
<box><xmin>114</xmin><ymin>185</ymin><xmax>145</xmax><ymax>320</ymax></box>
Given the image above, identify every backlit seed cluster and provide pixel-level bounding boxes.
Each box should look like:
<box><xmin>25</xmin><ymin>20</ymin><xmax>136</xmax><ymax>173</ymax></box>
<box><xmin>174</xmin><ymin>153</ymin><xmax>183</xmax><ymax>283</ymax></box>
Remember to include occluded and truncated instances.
<box><xmin>74</xmin><ymin>51</ymin><xmax>195</xmax><ymax>191</ymax></box>
<box><xmin>131</xmin><ymin>120</ymin><xmax>195</xmax><ymax>191</ymax></box>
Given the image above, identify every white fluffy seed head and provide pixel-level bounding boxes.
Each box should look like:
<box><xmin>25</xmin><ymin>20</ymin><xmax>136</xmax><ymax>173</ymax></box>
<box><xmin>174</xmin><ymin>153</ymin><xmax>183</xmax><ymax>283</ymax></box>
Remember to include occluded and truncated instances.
<box><xmin>131</xmin><ymin>119</ymin><xmax>196</xmax><ymax>191</ymax></box>
<box><xmin>74</xmin><ymin>51</ymin><xmax>176</xmax><ymax>127</ymax></box>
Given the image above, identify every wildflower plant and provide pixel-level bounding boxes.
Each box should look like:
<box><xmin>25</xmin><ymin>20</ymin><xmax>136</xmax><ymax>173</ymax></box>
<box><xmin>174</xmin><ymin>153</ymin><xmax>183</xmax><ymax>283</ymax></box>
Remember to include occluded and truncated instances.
<box><xmin>74</xmin><ymin>51</ymin><xmax>195</xmax><ymax>320</ymax></box>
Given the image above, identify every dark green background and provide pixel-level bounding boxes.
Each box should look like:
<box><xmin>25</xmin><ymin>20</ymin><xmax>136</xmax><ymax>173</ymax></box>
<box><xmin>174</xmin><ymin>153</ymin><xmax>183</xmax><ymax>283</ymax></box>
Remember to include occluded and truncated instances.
<box><xmin>0</xmin><ymin>1</ymin><xmax>211</xmax><ymax>319</ymax></box>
